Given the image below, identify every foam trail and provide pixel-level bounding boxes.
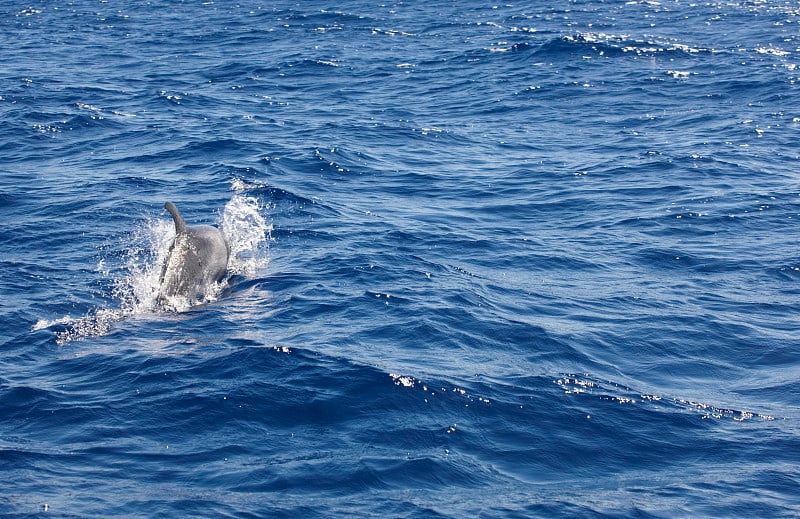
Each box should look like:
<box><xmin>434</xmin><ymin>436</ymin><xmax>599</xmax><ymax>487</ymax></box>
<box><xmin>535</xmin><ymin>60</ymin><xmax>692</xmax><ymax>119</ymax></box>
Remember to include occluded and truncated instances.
<box><xmin>31</xmin><ymin>218</ymin><xmax>175</xmax><ymax>345</ymax></box>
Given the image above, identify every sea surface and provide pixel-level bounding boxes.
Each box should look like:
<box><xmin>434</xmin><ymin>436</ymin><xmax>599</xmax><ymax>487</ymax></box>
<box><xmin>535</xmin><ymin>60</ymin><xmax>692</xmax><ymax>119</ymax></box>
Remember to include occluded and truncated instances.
<box><xmin>2</xmin><ymin>0</ymin><xmax>800</xmax><ymax>516</ymax></box>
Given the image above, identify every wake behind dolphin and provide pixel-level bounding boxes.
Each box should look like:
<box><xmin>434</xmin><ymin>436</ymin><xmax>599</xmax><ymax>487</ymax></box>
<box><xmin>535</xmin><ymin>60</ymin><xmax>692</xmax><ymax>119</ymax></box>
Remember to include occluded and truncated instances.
<box><xmin>158</xmin><ymin>201</ymin><xmax>230</xmax><ymax>310</ymax></box>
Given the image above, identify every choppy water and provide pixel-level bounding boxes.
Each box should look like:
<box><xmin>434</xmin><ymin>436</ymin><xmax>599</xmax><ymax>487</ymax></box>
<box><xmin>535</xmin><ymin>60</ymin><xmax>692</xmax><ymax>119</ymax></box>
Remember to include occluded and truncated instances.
<box><xmin>2</xmin><ymin>0</ymin><xmax>800</xmax><ymax>516</ymax></box>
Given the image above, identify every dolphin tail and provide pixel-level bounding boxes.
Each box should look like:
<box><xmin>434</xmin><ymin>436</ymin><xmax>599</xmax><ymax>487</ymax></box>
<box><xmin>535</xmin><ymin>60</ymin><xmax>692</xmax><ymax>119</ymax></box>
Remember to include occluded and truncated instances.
<box><xmin>164</xmin><ymin>201</ymin><xmax>187</xmax><ymax>234</ymax></box>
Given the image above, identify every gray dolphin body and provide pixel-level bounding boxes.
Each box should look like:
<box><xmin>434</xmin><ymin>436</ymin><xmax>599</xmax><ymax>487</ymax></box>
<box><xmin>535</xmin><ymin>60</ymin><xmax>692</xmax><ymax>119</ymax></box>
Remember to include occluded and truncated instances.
<box><xmin>158</xmin><ymin>201</ymin><xmax>229</xmax><ymax>308</ymax></box>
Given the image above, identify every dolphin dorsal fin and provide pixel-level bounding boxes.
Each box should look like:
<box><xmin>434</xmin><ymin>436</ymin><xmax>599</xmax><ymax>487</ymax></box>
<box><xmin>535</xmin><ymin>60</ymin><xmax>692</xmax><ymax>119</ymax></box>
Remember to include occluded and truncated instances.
<box><xmin>164</xmin><ymin>201</ymin><xmax>187</xmax><ymax>234</ymax></box>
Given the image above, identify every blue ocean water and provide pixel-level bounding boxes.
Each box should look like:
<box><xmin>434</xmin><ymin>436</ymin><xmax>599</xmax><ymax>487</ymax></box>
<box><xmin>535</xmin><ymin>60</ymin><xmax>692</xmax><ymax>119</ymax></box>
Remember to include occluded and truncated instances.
<box><xmin>2</xmin><ymin>0</ymin><xmax>800</xmax><ymax>516</ymax></box>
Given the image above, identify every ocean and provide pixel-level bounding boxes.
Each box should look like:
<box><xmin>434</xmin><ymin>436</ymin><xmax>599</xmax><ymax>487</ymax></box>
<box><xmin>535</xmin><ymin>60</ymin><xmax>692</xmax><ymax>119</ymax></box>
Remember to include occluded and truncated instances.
<box><xmin>2</xmin><ymin>0</ymin><xmax>799</xmax><ymax>516</ymax></box>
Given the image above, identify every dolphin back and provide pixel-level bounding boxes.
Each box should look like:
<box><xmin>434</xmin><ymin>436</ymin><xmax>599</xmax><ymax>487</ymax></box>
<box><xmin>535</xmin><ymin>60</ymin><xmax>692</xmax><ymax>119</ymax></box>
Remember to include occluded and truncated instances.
<box><xmin>165</xmin><ymin>201</ymin><xmax>187</xmax><ymax>234</ymax></box>
<box><xmin>158</xmin><ymin>201</ymin><xmax>230</xmax><ymax>309</ymax></box>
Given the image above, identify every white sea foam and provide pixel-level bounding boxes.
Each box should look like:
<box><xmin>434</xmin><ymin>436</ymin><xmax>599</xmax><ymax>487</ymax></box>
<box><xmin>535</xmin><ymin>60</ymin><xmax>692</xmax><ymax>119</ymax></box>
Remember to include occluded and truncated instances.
<box><xmin>755</xmin><ymin>46</ymin><xmax>789</xmax><ymax>57</ymax></box>
<box><xmin>667</xmin><ymin>70</ymin><xmax>692</xmax><ymax>79</ymax></box>
<box><xmin>223</xmin><ymin>183</ymin><xmax>273</xmax><ymax>276</ymax></box>
<box><xmin>34</xmin><ymin>186</ymin><xmax>271</xmax><ymax>345</ymax></box>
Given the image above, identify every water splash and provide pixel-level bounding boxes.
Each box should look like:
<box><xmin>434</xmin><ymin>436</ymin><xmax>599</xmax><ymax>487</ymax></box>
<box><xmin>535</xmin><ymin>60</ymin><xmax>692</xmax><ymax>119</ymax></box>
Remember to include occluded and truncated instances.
<box><xmin>223</xmin><ymin>180</ymin><xmax>273</xmax><ymax>276</ymax></box>
<box><xmin>33</xmin><ymin>187</ymin><xmax>271</xmax><ymax>345</ymax></box>
<box><xmin>113</xmin><ymin>218</ymin><xmax>176</xmax><ymax>315</ymax></box>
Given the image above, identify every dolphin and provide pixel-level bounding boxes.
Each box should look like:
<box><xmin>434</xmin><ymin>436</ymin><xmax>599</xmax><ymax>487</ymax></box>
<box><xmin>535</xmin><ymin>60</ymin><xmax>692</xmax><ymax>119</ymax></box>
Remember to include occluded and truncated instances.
<box><xmin>158</xmin><ymin>201</ymin><xmax>229</xmax><ymax>309</ymax></box>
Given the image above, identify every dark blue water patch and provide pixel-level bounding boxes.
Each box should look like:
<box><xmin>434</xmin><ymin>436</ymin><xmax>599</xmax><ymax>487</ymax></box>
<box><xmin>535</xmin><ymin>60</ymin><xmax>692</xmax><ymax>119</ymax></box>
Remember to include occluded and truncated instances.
<box><xmin>275</xmin><ymin>7</ymin><xmax>378</xmax><ymax>29</ymax></box>
<box><xmin>633</xmin><ymin>247</ymin><xmax>729</xmax><ymax>273</ymax></box>
<box><xmin>0</xmin><ymin>385</ymin><xmax>57</xmax><ymax>424</ymax></box>
<box><xmin>201</xmin><ymin>60</ymin><xmax>283</xmax><ymax>85</ymax></box>
<box><xmin>312</xmin><ymin>145</ymin><xmax>379</xmax><ymax>177</ymax></box>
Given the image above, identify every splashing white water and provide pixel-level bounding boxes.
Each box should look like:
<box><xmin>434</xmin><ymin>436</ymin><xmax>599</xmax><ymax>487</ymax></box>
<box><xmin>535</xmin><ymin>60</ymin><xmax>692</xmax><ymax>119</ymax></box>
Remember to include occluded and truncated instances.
<box><xmin>114</xmin><ymin>218</ymin><xmax>176</xmax><ymax>314</ymax></box>
<box><xmin>222</xmin><ymin>185</ymin><xmax>272</xmax><ymax>276</ymax></box>
<box><xmin>33</xmin><ymin>187</ymin><xmax>271</xmax><ymax>345</ymax></box>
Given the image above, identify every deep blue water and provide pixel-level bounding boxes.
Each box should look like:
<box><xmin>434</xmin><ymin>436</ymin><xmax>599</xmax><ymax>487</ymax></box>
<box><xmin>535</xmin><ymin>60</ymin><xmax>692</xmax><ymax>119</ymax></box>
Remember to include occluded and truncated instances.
<box><xmin>2</xmin><ymin>0</ymin><xmax>800</xmax><ymax>516</ymax></box>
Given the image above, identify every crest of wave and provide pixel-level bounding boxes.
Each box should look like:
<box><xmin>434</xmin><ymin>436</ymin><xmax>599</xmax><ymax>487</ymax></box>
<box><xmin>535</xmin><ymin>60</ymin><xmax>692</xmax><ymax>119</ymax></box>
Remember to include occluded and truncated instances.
<box><xmin>34</xmin><ymin>187</ymin><xmax>271</xmax><ymax>345</ymax></box>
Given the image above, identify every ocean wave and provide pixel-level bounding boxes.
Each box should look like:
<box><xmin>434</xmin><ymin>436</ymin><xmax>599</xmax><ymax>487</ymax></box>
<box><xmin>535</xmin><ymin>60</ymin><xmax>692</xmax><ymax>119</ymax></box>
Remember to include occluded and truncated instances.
<box><xmin>537</xmin><ymin>31</ymin><xmax>713</xmax><ymax>58</ymax></box>
<box><xmin>555</xmin><ymin>374</ymin><xmax>778</xmax><ymax>421</ymax></box>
